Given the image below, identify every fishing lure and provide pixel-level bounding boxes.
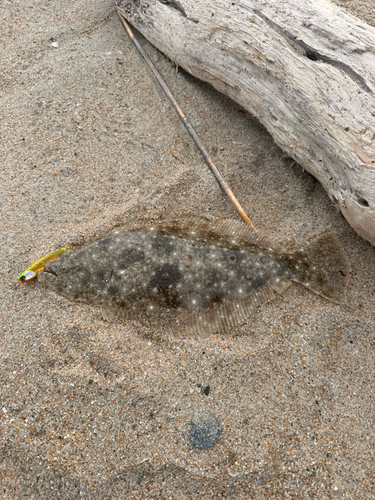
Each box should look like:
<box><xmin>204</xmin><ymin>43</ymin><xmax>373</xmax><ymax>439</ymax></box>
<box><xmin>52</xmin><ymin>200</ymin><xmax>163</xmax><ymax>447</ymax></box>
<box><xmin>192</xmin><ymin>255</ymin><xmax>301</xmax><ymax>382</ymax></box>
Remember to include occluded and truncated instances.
<box><xmin>17</xmin><ymin>248</ymin><xmax>66</xmax><ymax>284</ymax></box>
<box><xmin>38</xmin><ymin>219</ymin><xmax>350</xmax><ymax>334</ymax></box>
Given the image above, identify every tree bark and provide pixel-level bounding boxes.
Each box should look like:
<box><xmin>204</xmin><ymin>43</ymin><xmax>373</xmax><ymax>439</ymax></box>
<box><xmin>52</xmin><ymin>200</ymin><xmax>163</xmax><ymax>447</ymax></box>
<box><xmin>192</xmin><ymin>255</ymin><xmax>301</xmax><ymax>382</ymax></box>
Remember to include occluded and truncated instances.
<box><xmin>117</xmin><ymin>0</ymin><xmax>375</xmax><ymax>245</ymax></box>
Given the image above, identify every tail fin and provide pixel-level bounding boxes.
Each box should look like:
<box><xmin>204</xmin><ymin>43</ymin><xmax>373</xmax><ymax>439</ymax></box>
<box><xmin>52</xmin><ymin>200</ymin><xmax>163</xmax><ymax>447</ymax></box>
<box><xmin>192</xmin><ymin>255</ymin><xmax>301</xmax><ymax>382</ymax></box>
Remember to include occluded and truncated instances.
<box><xmin>289</xmin><ymin>233</ymin><xmax>350</xmax><ymax>302</ymax></box>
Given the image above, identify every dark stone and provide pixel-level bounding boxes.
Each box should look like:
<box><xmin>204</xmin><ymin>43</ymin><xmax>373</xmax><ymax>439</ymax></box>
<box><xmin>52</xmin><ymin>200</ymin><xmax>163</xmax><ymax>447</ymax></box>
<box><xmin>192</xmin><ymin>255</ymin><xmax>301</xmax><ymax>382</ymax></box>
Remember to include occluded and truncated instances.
<box><xmin>188</xmin><ymin>411</ymin><xmax>222</xmax><ymax>449</ymax></box>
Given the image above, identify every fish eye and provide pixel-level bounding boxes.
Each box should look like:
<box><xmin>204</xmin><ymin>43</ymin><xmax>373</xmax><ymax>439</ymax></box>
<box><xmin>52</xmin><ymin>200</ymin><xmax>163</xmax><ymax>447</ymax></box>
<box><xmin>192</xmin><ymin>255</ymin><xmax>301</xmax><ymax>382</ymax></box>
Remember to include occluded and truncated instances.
<box><xmin>19</xmin><ymin>276</ymin><xmax>26</xmax><ymax>282</ymax></box>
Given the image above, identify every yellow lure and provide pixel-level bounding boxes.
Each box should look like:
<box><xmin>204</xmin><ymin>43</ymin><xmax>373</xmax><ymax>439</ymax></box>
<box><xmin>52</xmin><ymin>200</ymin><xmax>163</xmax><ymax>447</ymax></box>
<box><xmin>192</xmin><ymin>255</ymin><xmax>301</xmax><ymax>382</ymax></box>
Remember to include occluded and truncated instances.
<box><xmin>17</xmin><ymin>248</ymin><xmax>66</xmax><ymax>283</ymax></box>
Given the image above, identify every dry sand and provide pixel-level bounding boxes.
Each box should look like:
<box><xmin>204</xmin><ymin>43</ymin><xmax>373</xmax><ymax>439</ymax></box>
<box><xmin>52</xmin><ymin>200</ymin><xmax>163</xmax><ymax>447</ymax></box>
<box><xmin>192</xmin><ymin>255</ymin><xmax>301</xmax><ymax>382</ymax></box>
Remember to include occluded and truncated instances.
<box><xmin>1</xmin><ymin>1</ymin><xmax>374</xmax><ymax>498</ymax></box>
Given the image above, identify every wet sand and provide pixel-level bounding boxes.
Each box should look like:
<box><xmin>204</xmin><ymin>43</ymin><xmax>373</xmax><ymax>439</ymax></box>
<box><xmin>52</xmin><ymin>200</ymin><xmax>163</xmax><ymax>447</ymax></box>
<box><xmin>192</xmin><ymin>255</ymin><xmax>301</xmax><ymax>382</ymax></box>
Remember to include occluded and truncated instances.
<box><xmin>1</xmin><ymin>1</ymin><xmax>374</xmax><ymax>498</ymax></box>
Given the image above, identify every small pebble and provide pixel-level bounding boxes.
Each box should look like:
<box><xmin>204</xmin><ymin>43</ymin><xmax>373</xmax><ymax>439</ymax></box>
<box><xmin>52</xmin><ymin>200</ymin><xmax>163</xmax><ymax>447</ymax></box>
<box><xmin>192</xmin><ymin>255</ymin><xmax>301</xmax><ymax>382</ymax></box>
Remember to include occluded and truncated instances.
<box><xmin>188</xmin><ymin>411</ymin><xmax>222</xmax><ymax>449</ymax></box>
<box><xmin>51</xmin><ymin>42</ymin><xmax>59</xmax><ymax>48</ymax></box>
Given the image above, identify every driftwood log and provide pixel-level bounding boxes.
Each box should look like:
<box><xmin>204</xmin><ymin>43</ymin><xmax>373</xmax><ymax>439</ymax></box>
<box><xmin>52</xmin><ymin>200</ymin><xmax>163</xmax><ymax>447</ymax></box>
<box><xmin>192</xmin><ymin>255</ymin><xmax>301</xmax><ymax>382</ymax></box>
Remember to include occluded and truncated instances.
<box><xmin>117</xmin><ymin>0</ymin><xmax>375</xmax><ymax>245</ymax></box>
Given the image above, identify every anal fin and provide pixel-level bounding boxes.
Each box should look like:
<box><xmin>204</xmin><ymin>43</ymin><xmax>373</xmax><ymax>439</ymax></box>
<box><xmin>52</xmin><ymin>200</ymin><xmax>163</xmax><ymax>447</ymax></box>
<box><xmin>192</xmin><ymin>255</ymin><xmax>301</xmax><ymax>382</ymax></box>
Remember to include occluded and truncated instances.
<box><xmin>187</xmin><ymin>279</ymin><xmax>291</xmax><ymax>335</ymax></box>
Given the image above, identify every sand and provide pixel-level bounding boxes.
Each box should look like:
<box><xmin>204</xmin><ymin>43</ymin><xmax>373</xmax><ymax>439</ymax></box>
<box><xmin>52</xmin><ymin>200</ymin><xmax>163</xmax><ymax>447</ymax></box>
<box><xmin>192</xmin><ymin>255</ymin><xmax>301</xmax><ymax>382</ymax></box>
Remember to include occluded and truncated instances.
<box><xmin>1</xmin><ymin>1</ymin><xmax>374</xmax><ymax>498</ymax></box>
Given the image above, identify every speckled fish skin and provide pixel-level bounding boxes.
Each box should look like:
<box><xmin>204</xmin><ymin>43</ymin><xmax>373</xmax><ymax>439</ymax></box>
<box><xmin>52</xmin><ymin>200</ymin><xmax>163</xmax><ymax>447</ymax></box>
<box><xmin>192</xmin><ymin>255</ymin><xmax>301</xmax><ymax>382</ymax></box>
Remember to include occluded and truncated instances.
<box><xmin>41</xmin><ymin>219</ymin><xmax>350</xmax><ymax>332</ymax></box>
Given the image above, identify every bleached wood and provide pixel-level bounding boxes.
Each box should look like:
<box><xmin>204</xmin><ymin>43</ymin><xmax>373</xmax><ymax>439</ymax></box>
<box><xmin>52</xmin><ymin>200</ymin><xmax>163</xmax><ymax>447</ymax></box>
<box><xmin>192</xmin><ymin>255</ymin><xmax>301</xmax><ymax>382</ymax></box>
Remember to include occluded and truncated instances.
<box><xmin>117</xmin><ymin>0</ymin><xmax>375</xmax><ymax>245</ymax></box>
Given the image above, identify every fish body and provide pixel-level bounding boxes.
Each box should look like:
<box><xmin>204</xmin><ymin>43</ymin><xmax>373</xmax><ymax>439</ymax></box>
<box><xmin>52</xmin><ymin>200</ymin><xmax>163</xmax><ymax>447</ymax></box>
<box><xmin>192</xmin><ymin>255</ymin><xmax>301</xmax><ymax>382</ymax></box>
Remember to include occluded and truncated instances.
<box><xmin>40</xmin><ymin>219</ymin><xmax>350</xmax><ymax>333</ymax></box>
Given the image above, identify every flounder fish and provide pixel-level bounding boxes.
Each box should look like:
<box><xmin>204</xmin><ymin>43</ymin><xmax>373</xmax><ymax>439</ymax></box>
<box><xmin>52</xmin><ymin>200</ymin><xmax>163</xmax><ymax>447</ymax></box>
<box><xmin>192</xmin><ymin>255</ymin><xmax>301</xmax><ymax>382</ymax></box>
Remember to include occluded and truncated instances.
<box><xmin>39</xmin><ymin>219</ymin><xmax>350</xmax><ymax>334</ymax></box>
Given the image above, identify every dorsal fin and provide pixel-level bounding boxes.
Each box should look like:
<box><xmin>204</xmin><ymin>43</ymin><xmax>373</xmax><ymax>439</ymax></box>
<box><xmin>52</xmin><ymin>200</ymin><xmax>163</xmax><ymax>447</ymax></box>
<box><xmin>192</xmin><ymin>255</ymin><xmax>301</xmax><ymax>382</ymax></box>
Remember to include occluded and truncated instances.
<box><xmin>186</xmin><ymin>279</ymin><xmax>291</xmax><ymax>335</ymax></box>
<box><xmin>120</xmin><ymin>218</ymin><xmax>282</xmax><ymax>253</ymax></box>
